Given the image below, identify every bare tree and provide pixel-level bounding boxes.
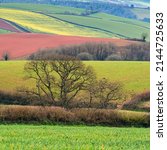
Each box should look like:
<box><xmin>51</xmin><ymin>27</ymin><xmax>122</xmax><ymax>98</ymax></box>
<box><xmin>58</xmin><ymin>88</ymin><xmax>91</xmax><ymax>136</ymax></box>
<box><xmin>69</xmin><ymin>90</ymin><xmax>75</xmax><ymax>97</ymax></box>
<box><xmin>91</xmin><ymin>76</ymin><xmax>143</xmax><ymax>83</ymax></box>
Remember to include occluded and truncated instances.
<box><xmin>92</xmin><ymin>78</ymin><xmax>122</xmax><ymax>108</ymax></box>
<box><xmin>50</xmin><ymin>56</ymin><xmax>96</xmax><ymax>107</ymax></box>
<box><xmin>23</xmin><ymin>56</ymin><xmax>96</xmax><ymax>107</ymax></box>
<box><xmin>24</xmin><ymin>60</ymin><xmax>57</xmax><ymax>103</ymax></box>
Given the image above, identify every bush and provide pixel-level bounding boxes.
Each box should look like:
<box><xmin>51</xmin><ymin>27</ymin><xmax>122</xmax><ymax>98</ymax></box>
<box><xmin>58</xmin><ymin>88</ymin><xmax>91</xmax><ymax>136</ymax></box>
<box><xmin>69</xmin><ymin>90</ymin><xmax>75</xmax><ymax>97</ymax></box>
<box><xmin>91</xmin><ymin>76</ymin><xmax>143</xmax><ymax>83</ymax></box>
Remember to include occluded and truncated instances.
<box><xmin>105</xmin><ymin>54</ymin><xmax>122</xmax><ymax>61</ymax></box>
<box><xmin>0</xmin><ymin>91</ymin><xmax>54</xmax><ymax>106</ymax></box>
<box><xmin>0</xmin><ymin>105</ymin><xmax>150</xmax><ymax>127</ymax></box>
<box><xmin>122</xmin><ymin>91</ymin><xmax>150</xmax><ymax>112</ymax></box>
<box><xmin>77</xmin><ymin>52</ymin><xmax>94</xmax><ymax>60</ymax></box>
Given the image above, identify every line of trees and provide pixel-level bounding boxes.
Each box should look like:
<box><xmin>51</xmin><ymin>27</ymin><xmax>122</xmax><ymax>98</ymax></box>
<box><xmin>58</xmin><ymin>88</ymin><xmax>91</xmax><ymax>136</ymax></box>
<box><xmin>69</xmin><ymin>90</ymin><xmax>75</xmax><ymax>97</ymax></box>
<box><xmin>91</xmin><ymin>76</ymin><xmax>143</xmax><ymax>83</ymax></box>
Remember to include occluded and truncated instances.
<box><xmin>29</xmin><ymin>42</ymin><xmax>150</xmax><ymax>61</ymax></box>
<box><xmin>20</xmin><ymin>55</ymin><xmax>122</xmax><ymax>108</ymax></box>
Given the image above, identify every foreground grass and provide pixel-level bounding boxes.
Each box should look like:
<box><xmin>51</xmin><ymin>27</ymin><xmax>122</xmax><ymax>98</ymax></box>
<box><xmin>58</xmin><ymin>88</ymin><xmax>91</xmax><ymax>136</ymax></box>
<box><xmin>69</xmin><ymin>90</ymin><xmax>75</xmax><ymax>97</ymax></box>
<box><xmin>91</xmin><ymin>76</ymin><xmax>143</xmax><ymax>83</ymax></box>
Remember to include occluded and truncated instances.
<box><xmin>0</xmin><ymin>61</ymin><xmax>150</xmax><ymax>93</ymax></box>
<box><xmin>0</xmin><ymin>125</ymin><xmax>150</xmax><ymax>150</ymax></box>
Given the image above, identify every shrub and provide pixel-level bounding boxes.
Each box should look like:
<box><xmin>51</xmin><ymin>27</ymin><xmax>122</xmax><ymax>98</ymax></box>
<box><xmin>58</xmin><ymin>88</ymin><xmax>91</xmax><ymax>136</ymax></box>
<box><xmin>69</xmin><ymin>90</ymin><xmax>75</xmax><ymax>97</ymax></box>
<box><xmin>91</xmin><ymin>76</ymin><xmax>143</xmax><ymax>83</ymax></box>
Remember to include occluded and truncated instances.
<box><xmin>0</xmin><ymin>105</ymin><xmax>150</xmax><ymax>127</ymax></box>
<box><xmin>77</xmin><ymin>52</ymin><xmax>94</xmax><ymax>60</ymax></box>
<box><xmin>105</xmin><ymin>54</ymin><xmax>122</xmax><ymax>61</ymax></box>
<box><xmin>122</xmin><ymin>91</ymin><xmax>150</xmax><ymax>112</ymax></box>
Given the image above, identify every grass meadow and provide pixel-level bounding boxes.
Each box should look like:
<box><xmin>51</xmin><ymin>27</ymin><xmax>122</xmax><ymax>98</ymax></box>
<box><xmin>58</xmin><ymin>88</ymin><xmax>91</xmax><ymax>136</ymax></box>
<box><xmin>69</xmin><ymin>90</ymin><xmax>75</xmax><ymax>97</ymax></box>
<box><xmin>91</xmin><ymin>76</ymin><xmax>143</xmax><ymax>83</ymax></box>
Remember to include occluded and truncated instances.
<box><xmin>0</xmin><ymin>61</ymin><xmax>150</xmax><ymax>93</ymax></box>
<box><xmin>0</xmin><ymin>125</ymin><xmax>150</xmax><ymax>150</ymax></box>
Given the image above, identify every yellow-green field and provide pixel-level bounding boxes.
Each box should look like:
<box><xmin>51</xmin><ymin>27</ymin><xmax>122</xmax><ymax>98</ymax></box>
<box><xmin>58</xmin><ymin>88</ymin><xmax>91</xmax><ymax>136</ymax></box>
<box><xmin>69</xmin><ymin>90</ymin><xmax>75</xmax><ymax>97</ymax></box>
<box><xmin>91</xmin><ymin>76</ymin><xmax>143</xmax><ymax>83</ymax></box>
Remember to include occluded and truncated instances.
<box><xmin>0</xmin><ymin>8</ymin><xmax>108</xmax><ymax>37</ymax></box>
<box><xmin>0</xmin><ymin>61</ymin><xmax>150</xmax><ymax>93</ymax></box>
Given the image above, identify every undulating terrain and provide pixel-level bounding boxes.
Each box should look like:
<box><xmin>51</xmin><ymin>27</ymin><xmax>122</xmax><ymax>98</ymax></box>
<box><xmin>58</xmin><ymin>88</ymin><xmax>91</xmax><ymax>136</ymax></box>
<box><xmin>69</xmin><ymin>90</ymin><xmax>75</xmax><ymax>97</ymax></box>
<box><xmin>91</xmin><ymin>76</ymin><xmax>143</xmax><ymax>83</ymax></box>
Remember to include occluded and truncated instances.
<box><xmin>0</xmin><ymin>1</ymin><xmax>150</xmax><ymax>149</ymax></box>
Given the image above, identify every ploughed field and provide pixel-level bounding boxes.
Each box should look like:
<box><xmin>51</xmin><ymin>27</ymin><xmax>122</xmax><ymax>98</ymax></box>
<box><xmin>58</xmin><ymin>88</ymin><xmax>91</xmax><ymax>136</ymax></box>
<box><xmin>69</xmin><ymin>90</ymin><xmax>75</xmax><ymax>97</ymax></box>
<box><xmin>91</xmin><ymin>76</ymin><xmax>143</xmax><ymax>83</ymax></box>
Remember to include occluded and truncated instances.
<box><xmin>0</xmin><ymin>61</ymin><xmax>150</xmax><ymax>93</ymax></box>
<box><xmin>0</xmin><ymin>33</ymin><xmax>139</xmax><ymax>59</ymax></box>
<box><xmin>0</xmin><ymin>125</ymin><xmax>150</xmax><ymax>150</ymax></box>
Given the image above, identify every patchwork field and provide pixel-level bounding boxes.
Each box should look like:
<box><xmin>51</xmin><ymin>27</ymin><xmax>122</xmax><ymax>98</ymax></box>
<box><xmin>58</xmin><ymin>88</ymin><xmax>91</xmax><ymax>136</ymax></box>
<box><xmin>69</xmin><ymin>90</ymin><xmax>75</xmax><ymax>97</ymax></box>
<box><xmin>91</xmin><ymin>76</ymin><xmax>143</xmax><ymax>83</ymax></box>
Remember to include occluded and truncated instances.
<box><xmin>0</xmin><ymin>3</ymin><xmax>150</xmax><ymax>39</ymax></box>
<box><xmin>0</xmin><ymin>125</ymin><xmax>150</xmax><ymax>150</ymax></box>
<box><xmin>0</xmin><ymin>33</ymin><xmax>140</xmax><ymax>59</ymax></box>
<box><xmin>0</xmin><ymin>8</ymin><xmax>110</xmax><ymax>37</ymax></box>
<box><xmin>0</xmin><ymin>61</ymin><xmax>150</xmax><ymax>93</ymax></box>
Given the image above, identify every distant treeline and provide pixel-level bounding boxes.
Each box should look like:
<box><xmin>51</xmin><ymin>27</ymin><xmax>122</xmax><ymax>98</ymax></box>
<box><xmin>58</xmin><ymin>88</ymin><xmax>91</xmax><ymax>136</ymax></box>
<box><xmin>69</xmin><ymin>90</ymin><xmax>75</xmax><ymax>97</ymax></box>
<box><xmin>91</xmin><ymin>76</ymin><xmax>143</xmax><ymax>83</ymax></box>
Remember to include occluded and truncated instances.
<box><xmin>0</xmin><ymin>0</ymin><xmax>137</xmax><ymax>19</ymax></box>
<box><xmin>29</xmin><ymin>42</ymin><xmax>150</xmax><ymax>61</ymax></box>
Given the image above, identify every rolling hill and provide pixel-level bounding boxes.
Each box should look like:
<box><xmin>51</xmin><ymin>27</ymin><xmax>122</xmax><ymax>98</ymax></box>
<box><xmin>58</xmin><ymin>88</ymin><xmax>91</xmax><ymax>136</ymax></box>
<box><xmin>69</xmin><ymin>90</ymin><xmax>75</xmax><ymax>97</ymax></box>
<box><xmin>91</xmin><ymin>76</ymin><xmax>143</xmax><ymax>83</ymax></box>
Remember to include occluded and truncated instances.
<box><xmin>0</xmin><ymin>3</ymin><xmax>150</xmax><ymax>39</ymax></box>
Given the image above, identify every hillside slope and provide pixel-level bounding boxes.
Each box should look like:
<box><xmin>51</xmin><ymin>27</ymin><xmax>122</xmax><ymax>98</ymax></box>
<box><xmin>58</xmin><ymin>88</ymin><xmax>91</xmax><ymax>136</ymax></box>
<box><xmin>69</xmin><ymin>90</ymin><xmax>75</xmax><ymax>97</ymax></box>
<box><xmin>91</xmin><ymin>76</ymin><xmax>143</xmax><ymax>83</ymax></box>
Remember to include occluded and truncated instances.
<box><xmin>0</xmin><ymin>3</ymin><xmax>150</xmax><ymax>39</ymax></box>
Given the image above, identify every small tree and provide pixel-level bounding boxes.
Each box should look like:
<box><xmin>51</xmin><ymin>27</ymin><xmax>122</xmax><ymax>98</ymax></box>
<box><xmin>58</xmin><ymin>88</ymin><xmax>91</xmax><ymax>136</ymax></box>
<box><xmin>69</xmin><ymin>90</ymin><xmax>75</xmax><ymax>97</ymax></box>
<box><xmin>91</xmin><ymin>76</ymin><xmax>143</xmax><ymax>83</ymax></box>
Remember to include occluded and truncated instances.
<box><xmin>2</xmin><ymin>52</ymin><xmax>9</xmax><ymax>61</ymax></box>
<box><xmin>141</xmin><ymin>33</ymin><xmax>148</xmax><ymax>42</ymax></box>
<box><xmin>92</xmin><ymin>78</ymin><xmax>122</xmax><ymax>108</ymax></box>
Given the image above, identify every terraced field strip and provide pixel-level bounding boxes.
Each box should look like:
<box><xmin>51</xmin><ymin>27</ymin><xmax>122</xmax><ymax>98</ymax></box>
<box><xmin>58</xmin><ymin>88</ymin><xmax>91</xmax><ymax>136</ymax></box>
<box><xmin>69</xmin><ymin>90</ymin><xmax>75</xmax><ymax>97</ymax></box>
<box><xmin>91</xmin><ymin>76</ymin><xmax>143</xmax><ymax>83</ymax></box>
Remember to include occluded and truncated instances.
<box><xmin>0</xmin><ymin>61</ymin><xmax>150</xmax><ymax>93</ymax></box>
<box><xmin>0</xmin><ymin>8</ymin><xmax>111</xmax><ymax>37</ymax></box>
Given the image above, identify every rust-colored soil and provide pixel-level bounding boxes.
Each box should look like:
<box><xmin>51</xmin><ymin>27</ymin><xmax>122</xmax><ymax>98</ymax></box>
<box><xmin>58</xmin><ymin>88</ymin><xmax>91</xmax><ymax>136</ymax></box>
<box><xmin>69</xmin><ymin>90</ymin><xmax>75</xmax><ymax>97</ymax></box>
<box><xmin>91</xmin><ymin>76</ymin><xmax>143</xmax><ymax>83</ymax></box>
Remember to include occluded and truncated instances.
<box><xmin>0</xmin><ymin>19</ymin><xmax>21</xmax><ymax>32</ymax></box>
<box><xmin>0</xmin><ymin>33</ymin><xmax>139</xmax><ymax>59</ymax></box>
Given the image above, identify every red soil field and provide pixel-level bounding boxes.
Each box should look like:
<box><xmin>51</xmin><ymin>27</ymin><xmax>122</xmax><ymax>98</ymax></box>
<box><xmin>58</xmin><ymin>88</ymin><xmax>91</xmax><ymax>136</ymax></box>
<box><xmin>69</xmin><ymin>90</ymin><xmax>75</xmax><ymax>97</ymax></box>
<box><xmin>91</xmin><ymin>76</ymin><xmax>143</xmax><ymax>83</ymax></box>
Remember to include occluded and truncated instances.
<box><xmin>0</xmin><ymin>19</ymin><xmax>21</xmax><ymax>33</ymax></box>
<box><xmin>0</xmin><ymin>33</ymin><xmax>139</xmax><ymax>59</ymax></box>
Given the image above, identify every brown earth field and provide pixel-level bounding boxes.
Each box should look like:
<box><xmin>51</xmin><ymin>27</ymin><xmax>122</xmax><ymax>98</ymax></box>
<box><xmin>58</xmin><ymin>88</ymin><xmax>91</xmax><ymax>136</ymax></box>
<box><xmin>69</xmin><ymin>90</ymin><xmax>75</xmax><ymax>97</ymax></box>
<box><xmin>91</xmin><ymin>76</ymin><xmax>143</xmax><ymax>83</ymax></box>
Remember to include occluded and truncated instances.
<box><xmin>0</xmin><ymin>19</ymin><xmax>21</xmax><ymax>32</ymax></box>
<box><xmin>0</xmin><ymin>33</ymin><xmax>140</xmax><ymax>59</ymax></box>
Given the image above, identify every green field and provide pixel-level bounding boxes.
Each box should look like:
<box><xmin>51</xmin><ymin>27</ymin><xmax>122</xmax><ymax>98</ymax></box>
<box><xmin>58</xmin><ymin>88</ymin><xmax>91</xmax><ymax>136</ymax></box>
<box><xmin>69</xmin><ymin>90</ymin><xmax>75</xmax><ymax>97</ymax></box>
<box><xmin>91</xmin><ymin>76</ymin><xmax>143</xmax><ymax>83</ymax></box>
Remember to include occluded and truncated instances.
<box><xmin>0</xmin><ymin>3</ymin><xmax>84</xmax><ymax>15</ymax></box>
<box><xmin>131</xmin><ymin>8</ymin><xmax>150</xmax><ymax>20</ymax></box>
<box><xmin>0</xmin><ymin>3</ymin><xmax>150</xmax><ymax>39</ymax></box>
<box><xmin>0</xmin><ymin>28</ymin><xmax>11</xmax><ymax>33</ymax></box>
<box><xmin>0</xmin><ymin>61</ymin><xmax>150</xmax><ymax>93</ymax></box>
<box><xmin>49</xmin><ymin>13</ymin><xmax>149</xmax><ymax>39</ymax></box>
<box><xmin>0</xmin><ymin>125</ymin><xmax>149</xmax><ymax>150</ymax></box>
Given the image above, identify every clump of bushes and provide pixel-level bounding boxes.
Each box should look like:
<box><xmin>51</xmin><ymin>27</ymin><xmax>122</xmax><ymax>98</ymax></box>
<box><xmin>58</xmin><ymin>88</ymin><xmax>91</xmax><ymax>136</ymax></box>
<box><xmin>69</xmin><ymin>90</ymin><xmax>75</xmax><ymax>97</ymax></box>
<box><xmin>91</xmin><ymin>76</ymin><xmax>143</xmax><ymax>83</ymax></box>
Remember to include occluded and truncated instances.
<box><xmin>105</xmin><ymin>54</ymin><xmax>122</xmax><ymax>61</ymax></box>
<box><xmin>0</xmin><ymin>105</ymin><xmax>150</xmax><ymax>127</ymax></box>
<box><xmin>77</xmin><ymin>52</ymin><xmax>94</xmax><ymax>60</ymax></box>
<box><xmin>121</xmin><ymin>91</ymin><xmax>150</xmax><ymax>112</ymax></box>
